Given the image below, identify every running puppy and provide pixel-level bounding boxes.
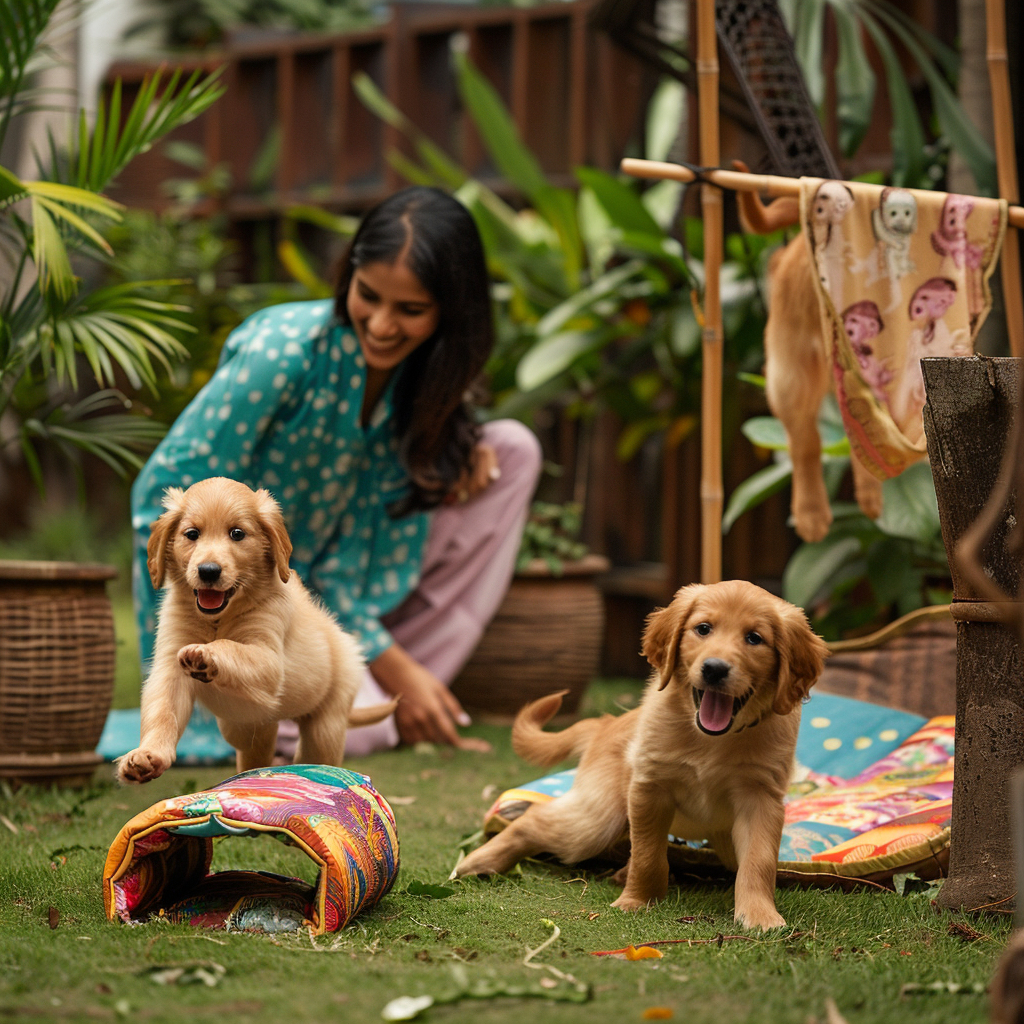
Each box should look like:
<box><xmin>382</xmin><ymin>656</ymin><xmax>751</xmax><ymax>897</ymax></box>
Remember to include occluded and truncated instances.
<box><xmin>454</xmin><ymin>580</ymin><xmax>828</xmax><ymax>931</ymax></box>
<box><xmin>118</xmin><ymin>477</ymin><xmax>395</xmax><ymax>784</ymax></box>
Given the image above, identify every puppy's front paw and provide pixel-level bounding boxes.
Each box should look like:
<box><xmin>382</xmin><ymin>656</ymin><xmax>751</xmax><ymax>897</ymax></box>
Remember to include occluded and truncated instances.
<box><xmin>735</xmin><ymin>904</ymin><xmax>786</xmax><ymax>931</ymax></box>
<box><xmin>117</xmin><ymin>747</ymin><xmax>170</xmax><ymax>784</ymax></box>
<box><xmin>178</xmin><ymin>644</ymin><xmax>218</xmax><ymax>683</ymax></box>
<box><xmin>611</xmin><ymin>892</ymin><xmax>654</xmax><ymax>913</ymax></box>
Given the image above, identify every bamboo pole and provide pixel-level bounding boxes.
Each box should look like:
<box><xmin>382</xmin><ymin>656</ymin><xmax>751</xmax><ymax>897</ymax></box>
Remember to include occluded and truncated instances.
<box><xmin>986</xmin><ymin>0</ymin><xmax>1024</xmax><ymax>357</ymax></box>
<box><xmin>621</xmin><ymin>157</ymin><xmax>1024</xmax><ymax>228</ymax></box>
<box><xmin>696</xmin><ymin>0</ymin><xmax>723</xmax><ymax>585</ymax></box>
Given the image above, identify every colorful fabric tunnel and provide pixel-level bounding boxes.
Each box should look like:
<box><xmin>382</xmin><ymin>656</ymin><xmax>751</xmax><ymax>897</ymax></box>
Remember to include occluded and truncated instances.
<box><xmin>103</xmin><ymin>764</ymin><xmax>399</xmax><ymax>934</ymax></box>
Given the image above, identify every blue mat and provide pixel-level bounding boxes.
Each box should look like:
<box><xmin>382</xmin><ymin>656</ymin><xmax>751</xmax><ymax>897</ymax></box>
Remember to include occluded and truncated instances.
<box><xmin>97</xmin><ymin>705</ymin><xmax>234</xmax><ymax>764</ymax></box>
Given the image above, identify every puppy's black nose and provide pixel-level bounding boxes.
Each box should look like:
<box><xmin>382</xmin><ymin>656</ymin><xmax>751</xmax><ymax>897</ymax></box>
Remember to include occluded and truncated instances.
<box><xmin>198</xmin><ymin>562</ymin><xmax>222</xmax><ymax>584</ymax></box>
<box><xmin>701</xmin><ymin>658</ymin><xmax>731</xmax><ymax>686</ymax></box>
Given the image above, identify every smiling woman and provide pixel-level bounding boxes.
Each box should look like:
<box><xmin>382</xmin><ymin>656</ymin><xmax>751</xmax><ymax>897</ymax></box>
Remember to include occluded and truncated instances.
<box><xmin>129</xmin><ymin>188</ymin><xmax>542</xmax><ymax>761</ymax></box>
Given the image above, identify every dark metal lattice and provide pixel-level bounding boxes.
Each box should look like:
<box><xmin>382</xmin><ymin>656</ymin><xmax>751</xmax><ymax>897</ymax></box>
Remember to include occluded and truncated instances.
<box><xmin>715</xmin><ymin>0</ymin><xmax>840</xmax><ymax>179</ymax></box>
<box><xmin>590</xmin><ymin>0</ymin><xmax>839</xmax><ymax>179</ymax></box>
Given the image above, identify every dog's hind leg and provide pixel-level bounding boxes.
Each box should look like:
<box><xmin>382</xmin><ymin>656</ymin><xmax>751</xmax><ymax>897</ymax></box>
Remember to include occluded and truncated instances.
<box><xmin>454</xmin><ymin>788</ymin><xmax>627</xmax><ymax>878</ymax></box>
<box><xmin>764</xmin><ymin>243</ymin><xmax>835</xmax><ymax>543</ymax></box>
<box><xmin>294</xmin><ymin>713</ymin><xmax>348</xmax><ymax>768</ymax></box>
<box><xmin>218</xmin><ymin>719</ymin><xmax>278</xmax><ymax>773</ymax></box>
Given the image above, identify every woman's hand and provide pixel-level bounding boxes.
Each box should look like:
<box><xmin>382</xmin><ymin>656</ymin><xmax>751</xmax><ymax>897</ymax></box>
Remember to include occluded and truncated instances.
<box><xmin>446</xmin><ymin>442</ymin><xmax>500</xmax><ymax>504</ymax></box>
<box><xmin>370</xmin><ymin>643</ymin><xmax>491</xmax><ymax>752</ymax></box>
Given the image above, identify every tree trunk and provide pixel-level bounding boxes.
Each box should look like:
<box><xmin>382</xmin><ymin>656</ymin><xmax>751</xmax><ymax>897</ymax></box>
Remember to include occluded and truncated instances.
<box><xmin>922</xmin><ymin>355</ymin><xmax>1022</xmax><ymax>915</ymax></box>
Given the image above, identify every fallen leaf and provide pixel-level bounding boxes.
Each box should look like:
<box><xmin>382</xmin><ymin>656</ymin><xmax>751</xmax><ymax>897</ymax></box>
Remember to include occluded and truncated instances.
<box><xmin>382</xmin><ymin>995</ymin><xmax>434</xmax><ymax>1021</ymax></box>
<box><xmin>948</xmin><ymin>920</ymin><xmax>985</xmax><ymax>943</ymax></box>
<box><xmin>482</xmin><ymin>784</ymin><xmax>498</xmax><ymax>801</ymax></box>
<box><xmin>0</xmin><ymin>814</ymin><xmax>19</xmax><ymax>834</ymax></box>
<box><xmin>642</xmin><ymin>1008</ymin><xmax>673</xmax><ymax>1020</ymax></box>
<box><xmin>388</xmin><ymin>796</ymin><xmax>417</xmax><ymax>806</ymax></box>
<box><xmin>591</xmin><ymin>944</ymin><xmax>664</xmax><ymax>960</ymax></box>
<box><xmin>588</xmin><ymin>913</ymin><xmax>600</xmax><ymax>921</ymax></box>
<box><xmin>47</xmin><ymin>907</ymin><xmax>60</xmax><ymax>930</ymax></box>
<box><xmin>540</xmin><ymin>978</ymin><xmax>557</xmax><ymax>989</ymax></box>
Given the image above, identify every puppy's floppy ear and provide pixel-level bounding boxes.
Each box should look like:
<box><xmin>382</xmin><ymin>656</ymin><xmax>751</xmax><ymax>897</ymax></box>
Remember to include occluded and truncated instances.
<box><xmin>146</xmin><ymin>487</ymin><xmax>185</xmax><ymax>590</ymax></box>
<box><xmin>642</xmin><ymin>584</ymin><xmax>704</xmax><ymax>690</ymax></box>
<box><xmin>772</xmin><ymin>605</ymin><xmax>829</xmax><ymax>716</ymax></box>
<box><xmin>255</xmin><ymin>488</ymin><xmax>292</xmax><ymax>582</ymax></box>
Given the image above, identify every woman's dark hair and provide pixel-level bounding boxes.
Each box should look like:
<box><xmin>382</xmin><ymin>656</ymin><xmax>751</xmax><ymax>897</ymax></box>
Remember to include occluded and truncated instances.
<box><xmin>334</xmin><ymin>187</ymin><xmax>494</xmax><ymax>515</ymax></box>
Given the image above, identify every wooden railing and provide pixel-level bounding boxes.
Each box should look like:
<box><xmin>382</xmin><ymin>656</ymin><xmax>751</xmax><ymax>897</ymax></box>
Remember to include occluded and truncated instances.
<box><xmin>105</xmin><ymin>0</ymin><xmax>655</xmax><ymax>216</ymax></box>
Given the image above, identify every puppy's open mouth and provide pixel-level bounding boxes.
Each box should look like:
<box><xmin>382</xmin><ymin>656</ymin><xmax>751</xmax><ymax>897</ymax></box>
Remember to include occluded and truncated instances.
<box><xmin>194</xmin><ymin>588</ymin><xmax>235</xmax><ymax>615</ymax></box>
<box><xmin>692</xmin><ymin>686</ymin><xmax>753</xmax><ymax>736</ymax></box>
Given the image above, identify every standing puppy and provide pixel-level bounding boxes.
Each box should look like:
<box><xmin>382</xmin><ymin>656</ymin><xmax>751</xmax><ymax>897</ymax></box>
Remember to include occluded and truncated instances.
<box><xmin>118</xmin><ymin>477</ymin><xmax>395</xmax><ymax>784</ymax></box>
<box><xmin>454</xmin><ymin>581</ymin><xmax>828</xmax><ymax>931</ymax></box>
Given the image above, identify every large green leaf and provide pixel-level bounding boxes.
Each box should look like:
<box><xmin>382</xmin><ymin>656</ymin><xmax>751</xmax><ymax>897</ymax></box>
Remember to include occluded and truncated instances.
<box><xmin>723</xmin><ymin>459</ymin><xmax>793</xmax><ymax>534</ymax></box>
<box><xmin>575</xmin><ymin>166</ymin><xmax>663</xmax><ymax>238</ymax></box>
<box><xmin>831</xmin><ymin>1</ymin><xmax>876</xmax><ymax>157</ymax></box>
<box><xmin>453</xmin><ymin>50</ymin><xmax>547</xmax><ymax>201</ymax></box>
<box><xmin>645</xmin><ymin>78</ymin><xmax>685</xmax><ymax>163</ymax></box>
<box><xmin>782</xmin><ymin>534</ymin><xmax>863</xmax><ymax>609</ymax></box>
<box><xmin>516</xmin><ymin>329</ymin><xmax>609</xmax><ymax>392</ymax></box>
<box><xmin>535</xmin><ymin>259</ymin><xmax>645</xmax><ymax>338</ymax></box>
<box><xmin>875</xmin><ymin>460</ymin><xmax>942</xmax><ymax>542</ymax></box>
<box><xmin>867</xmin><ymin>2</ymin><xmax>996</xmax><ymax>194</ymax></box>
<box><xmin>792</xmin><ymin>0</ymin><xmax>827</xmax><ymax>106</ymax></box>
<box><xmin>855</xmin><ymin>9</ymin><xmax>927</xmax><ymax>188</ymax></box>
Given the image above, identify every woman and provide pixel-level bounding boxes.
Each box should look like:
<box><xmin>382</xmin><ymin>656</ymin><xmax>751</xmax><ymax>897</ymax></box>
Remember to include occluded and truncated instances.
<box><xmin>131</xmin><ymin>187</ymin><xmax>542</xmax><ymax>755</ymax></box>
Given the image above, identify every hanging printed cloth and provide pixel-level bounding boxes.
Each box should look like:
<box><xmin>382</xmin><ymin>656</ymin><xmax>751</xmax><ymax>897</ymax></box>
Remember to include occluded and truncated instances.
<box><xmin>799</xmin><ymin>178</ymin><xmax>1007</xmax><ymax>478</ymax></box>
<box><xmin>103</xmin><ymin>764</ymin><xmax>399</xmax><ymax>935</ymax></box>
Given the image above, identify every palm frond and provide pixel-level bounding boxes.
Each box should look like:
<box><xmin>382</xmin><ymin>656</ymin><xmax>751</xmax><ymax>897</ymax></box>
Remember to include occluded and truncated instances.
<box><xmin>52</xmin><ymin>67</ymin><xmax>226</xmax><ymax>194</ymax></box>
<box><xmin>0</xmin><ymin>0</ymin><xmax>66</xmax><ymax>148</ymax></box>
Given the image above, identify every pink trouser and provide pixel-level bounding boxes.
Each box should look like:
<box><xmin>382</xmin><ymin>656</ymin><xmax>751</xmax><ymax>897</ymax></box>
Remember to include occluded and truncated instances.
<box><xmin>277</xmin><ymin>419</ymin><xmax>542</xmax><ymax>758</ymax></box>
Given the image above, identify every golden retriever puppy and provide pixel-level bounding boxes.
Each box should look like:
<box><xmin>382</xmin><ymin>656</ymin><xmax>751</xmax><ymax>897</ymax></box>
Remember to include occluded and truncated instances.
<box><xmin>734</xmin><ymin>161</ymin><xmax>884</xmax><ymax>543</ymax></box>
<box><xmin>454</xmin><ymin>580</ymin><xmax>828</xmax><ymax>931</ymax></box>
<box><xmin>118</xmin><ymin>477</ymin><xmax>396</xmax><ymax>784</ymax></box>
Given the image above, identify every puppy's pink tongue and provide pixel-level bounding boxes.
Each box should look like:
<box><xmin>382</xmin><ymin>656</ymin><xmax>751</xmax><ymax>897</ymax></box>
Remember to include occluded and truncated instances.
<box><xmin>197</xmin><ymin>589</ymin><xmax>224</xmax><ymax>610</ymax></box>
<box><xmin>699</xmin><ymin>690</ymin><xmax>733</xmax><ymax>732</ymax></box>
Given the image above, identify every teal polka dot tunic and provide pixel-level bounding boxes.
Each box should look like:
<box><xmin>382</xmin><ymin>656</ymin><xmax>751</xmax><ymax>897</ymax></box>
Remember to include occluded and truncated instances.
<box><xmin>130</xmin><ymin>300</ymin><xmax>432</xmax><ymax>668</ymax></box>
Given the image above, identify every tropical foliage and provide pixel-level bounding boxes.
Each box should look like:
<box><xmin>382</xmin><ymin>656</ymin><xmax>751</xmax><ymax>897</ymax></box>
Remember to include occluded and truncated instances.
<box><xmin>0</xmin><ymin>0</ymin><xmax>223</xmax><ymax>489</ymax></box>
<box><xmin>725</xmin><ymin>396</ymin><xmax>950</xmax><ymax>638</ymax></box>
<box><xmin>352</xmin><ymin>55</ymin><xmax>768</xmax><ymax>463</ymax></box>
<box><xmin>780</xmin><ymin>0</ymin><xmax>996</xmax><ymax>193</ymax></box>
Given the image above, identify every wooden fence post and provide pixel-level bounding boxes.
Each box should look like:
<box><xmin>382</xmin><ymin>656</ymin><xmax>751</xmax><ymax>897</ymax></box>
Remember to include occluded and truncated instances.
<box><xmin>922</xmin><ymin>355</ymin><xmax>1022</xmax><ymax>915</ymax></box>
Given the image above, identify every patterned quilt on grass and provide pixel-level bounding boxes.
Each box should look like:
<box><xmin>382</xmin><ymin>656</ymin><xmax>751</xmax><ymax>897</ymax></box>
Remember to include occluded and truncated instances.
<box><xmin>482</xmin><ymin>692</ymin><xmax>952</xmax><ymax>882</ymax></box>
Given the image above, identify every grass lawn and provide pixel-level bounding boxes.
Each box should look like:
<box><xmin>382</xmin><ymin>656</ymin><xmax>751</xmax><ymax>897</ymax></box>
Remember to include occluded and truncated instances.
<box><xmin>0</xmin><ymin>596</ymin><xmax>1009</xmax><ymax>1022</ymax></box>
<box><xmin>0</xmin><ymin>671</ymin><xmax>1011</xmax><ymax>1024</ymax></box>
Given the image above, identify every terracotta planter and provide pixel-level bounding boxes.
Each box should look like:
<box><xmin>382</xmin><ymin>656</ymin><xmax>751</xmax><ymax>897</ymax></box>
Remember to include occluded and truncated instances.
<box><xmin>451</xmin><ymin>554</ymin><xmax>610</xmax><ymax>720</ymax></box>
<box><xmin>0</xmin><ymin>560</ymin><xmax>118</xmax><ymax>787</ymax></box>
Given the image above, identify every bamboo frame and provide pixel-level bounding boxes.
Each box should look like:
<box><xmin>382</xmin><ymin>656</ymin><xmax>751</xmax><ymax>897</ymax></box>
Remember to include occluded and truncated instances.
<box><xmin>621</xmin><ymin>157</ymin><xmax>1024</xmax><ymax>228</ymax></box>
<box><xmin>696</xmin><ymin>0</ymin><xmax>723</xmax><ymax>585</ymax></box>
<box><xmin>985</xmin><ymin>0</ymin><xmax>1024</xmax><ymax>357</ymax></box>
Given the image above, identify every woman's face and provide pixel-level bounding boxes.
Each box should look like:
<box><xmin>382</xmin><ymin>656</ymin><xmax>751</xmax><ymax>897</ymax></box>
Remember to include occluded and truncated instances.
<box><xmin>346</xmin><ymin>258</ymin><xmax>440</xmax><ymax>375</ymax></box>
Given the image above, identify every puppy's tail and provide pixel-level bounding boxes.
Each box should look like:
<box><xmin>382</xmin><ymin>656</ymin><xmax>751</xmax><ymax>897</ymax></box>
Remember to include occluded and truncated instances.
<box><xmin>348</xmin><ymin>697</ymin><xmax>400</xmax><ymax>727</ymax></box>
<box><xmin>511</xmin><ymin>690</ymin><xmax>604</xmax><ymax>769</ymax></box>
<box><xmin>732</xmin><ymin>160</ymin><xmax>800</xmax><ymax>235</ymax></box>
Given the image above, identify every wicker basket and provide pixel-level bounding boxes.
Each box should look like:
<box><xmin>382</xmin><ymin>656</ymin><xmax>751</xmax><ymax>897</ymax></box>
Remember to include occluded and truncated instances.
<box><xmin>451</xmin><ymin>554</ymin><xmax>610</xmax><ymax>720</ymax></box>
<box><xmin>0</xmin><ymin>560</ymin><xmax>118</xmax><ymax>786</ymax></box>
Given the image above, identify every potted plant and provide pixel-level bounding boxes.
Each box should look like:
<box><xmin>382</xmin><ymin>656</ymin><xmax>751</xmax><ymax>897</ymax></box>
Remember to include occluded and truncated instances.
<box><xmin>0</xmin><ymin>0</ymin><xmax>222</xmax><ymax>785</ymax></box>
<box><xmin>452</xmin><ymin>501</ymin><xmax>610</xmax><ymax>719</ymax></box>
